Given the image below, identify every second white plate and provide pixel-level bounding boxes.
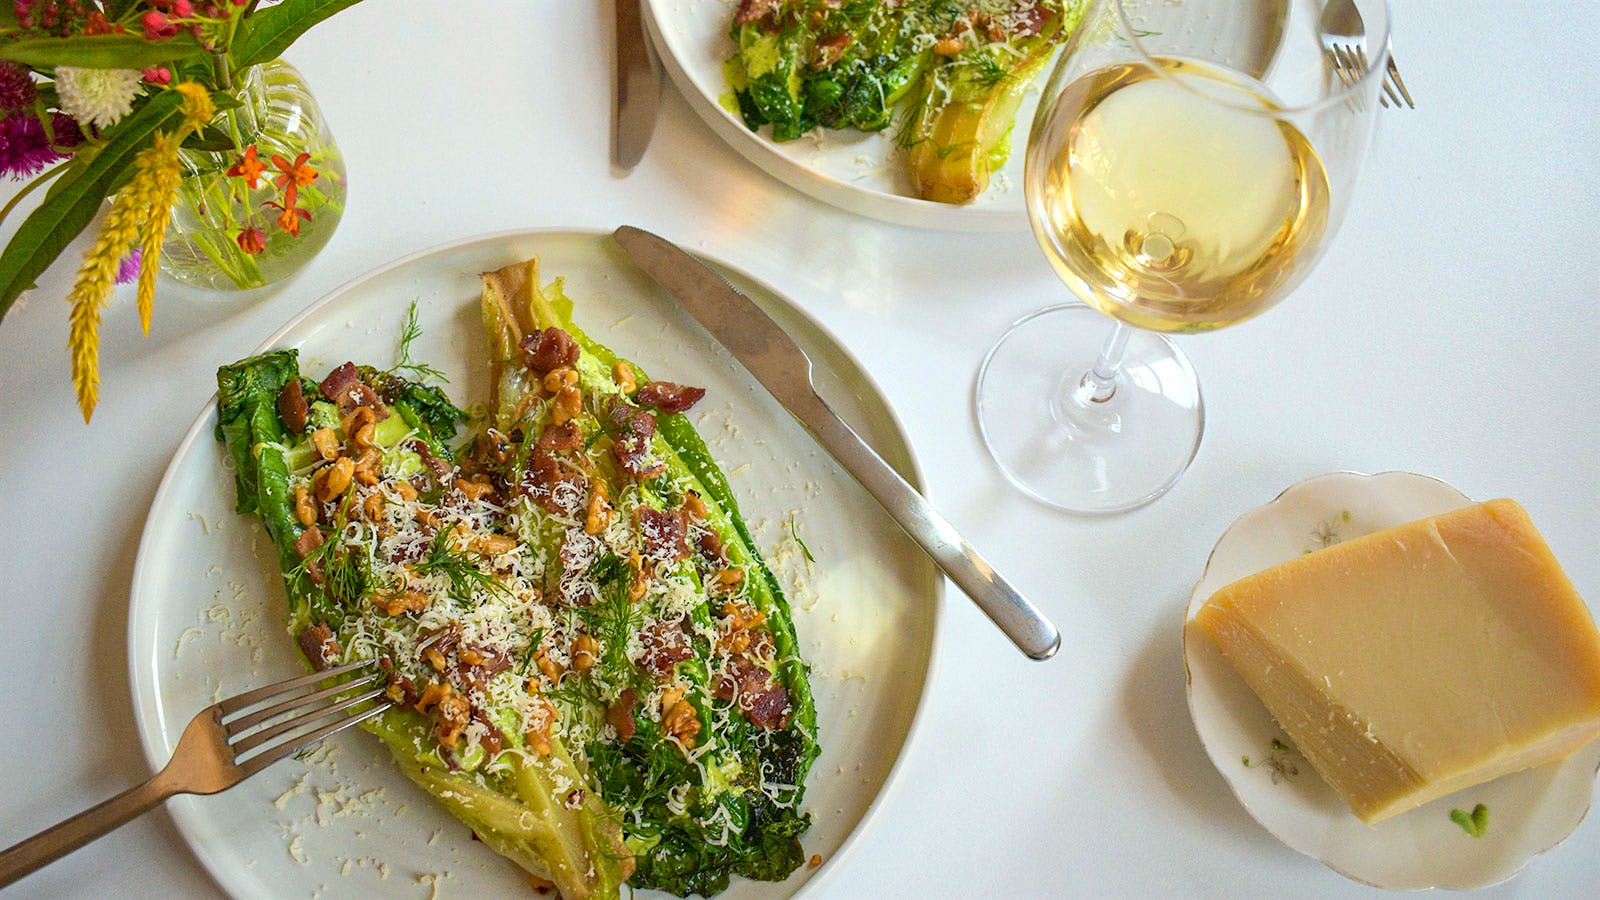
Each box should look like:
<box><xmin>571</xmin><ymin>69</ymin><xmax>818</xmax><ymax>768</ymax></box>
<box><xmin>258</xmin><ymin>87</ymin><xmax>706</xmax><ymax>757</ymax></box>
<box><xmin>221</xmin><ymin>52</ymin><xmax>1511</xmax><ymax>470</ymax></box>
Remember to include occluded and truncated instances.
<box><xmin>643</xmin><ymin>0</ymin><xmax>1034</xmax><ymax>231</ymax></box>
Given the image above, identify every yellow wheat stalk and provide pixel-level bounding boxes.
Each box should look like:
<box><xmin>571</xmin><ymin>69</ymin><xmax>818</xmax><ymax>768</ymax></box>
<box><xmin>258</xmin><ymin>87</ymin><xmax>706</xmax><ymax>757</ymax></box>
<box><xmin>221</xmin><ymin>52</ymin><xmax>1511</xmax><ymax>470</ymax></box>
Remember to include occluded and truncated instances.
<box><xmin>67</xmin><ymin>83</ymin><xmax>214</xmax><ymax>422</ymax></box>
<box><xmin>67</xmin><ymin>134</ymin><xmax>180</xmax><ymax>422</ymax></box>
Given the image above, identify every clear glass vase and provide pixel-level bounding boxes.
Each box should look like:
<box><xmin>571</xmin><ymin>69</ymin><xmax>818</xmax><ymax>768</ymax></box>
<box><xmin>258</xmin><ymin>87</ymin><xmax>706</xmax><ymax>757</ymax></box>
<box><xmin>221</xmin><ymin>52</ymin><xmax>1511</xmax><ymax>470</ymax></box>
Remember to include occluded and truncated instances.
<box><xmin>161</xmin><ymin>60</ymin><xmax>346</xmax><ymax>291</ymax></box>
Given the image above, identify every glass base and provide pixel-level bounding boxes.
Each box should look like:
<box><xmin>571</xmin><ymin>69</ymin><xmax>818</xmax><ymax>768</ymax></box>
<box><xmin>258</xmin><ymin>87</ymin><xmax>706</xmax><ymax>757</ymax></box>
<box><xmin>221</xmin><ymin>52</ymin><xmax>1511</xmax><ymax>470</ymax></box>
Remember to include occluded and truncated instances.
<box><xmin>975</xmin><ymin>304</ymin><xmax>1204</xmax><ymax>514</ymax></box>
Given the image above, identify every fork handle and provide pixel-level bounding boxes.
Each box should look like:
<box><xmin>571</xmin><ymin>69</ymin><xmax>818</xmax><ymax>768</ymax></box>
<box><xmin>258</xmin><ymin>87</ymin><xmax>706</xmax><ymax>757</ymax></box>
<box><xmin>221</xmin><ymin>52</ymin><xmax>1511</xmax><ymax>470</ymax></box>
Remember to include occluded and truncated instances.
<box><xmin>0</xmin><ymin>773</ymin><xmax>176</xmax><ymax>887</ymax></box>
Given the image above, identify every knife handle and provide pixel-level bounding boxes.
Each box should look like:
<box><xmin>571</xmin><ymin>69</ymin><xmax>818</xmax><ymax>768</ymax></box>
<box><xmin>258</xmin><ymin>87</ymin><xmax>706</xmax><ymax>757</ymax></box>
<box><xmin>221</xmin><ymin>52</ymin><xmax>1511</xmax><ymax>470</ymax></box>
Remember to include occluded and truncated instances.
<box><xmin>792</xmin><ymin>392</ymin><xmax>1062</xmax><ymax>660</ymax></box>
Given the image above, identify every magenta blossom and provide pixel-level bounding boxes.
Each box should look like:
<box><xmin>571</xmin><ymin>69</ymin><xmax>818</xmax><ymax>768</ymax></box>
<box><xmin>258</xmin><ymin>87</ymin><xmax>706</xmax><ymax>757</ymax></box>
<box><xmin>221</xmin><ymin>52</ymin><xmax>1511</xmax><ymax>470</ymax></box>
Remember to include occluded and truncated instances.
<box><xmin>0</xmin><ymin>61</ymin><xmax>35</xmax><ymax>114</ymax></box>
<box><xmin>116</xmin><ymin>247</ymin><xmax>143</xmax><ymax>285</ymax></box>
<box><xmin>0</xmin><ymin>112</ymin><xmax>68</xmax><ymax>179</ymax></box>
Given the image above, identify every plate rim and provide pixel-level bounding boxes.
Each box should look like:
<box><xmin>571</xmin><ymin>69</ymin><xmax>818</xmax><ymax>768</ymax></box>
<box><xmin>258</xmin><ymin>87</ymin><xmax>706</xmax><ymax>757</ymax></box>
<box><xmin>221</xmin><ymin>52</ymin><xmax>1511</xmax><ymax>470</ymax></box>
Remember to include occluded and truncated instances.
<box><xmin>126</xmin><ymin>225</ymin><xmax>947</xmax><ymax>897</ymax></box>
<box><xmin>1180</xmin><ymin>469</ymin><xmax>1600</xmax><ymax>890</ymax></box>
<box><xmin>641</xmin><ymin>0</ymin><xmax>1029</xmax><ymax>233</ymax></box>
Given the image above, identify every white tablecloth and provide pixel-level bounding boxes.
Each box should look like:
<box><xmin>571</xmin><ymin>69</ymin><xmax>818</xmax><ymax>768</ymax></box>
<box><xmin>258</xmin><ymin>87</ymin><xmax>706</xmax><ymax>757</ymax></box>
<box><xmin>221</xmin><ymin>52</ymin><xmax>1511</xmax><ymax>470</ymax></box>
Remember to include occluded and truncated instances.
<box><xmin>1</xmin><ymin>2</ymin><xmax>1595</xmax><ymax>896</ymax></box>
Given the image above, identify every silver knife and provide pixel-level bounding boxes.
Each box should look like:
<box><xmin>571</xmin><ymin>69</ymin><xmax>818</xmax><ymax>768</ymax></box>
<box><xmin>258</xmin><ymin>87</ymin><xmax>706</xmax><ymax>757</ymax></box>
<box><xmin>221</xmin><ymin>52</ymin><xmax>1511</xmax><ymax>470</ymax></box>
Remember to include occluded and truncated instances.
<box><xmin>613</xmin><ymin>226</ymin><xmax>1062</xmax><ymax>661</ymax></box>
<box><xmin>614</xmin><ymin>0</ymin><xmax>660</xmax><ymax>169</ymax></box>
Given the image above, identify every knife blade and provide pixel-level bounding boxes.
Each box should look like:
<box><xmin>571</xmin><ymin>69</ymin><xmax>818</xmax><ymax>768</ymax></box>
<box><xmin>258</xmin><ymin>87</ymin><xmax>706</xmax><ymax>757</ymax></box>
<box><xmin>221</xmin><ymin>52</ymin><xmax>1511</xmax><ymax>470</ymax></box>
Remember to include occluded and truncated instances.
<box><xmin>614</xmin><ymin>0</ymin><xmax>660</xmax><ymax>169</ymax></box>
<box><xmin>613</xmin><ymin>226</ymin><xmax>1062</xmax><ymax>661</ymax></box>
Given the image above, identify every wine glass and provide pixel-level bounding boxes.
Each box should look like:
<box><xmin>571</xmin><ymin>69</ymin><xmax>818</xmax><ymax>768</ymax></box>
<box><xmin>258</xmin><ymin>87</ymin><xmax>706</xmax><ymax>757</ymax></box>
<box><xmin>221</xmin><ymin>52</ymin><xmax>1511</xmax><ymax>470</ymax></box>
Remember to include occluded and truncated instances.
<box><xmin>976</xmin><ymin>0</ymin><xmax>1390</xmax><ymax>513</ymax></box>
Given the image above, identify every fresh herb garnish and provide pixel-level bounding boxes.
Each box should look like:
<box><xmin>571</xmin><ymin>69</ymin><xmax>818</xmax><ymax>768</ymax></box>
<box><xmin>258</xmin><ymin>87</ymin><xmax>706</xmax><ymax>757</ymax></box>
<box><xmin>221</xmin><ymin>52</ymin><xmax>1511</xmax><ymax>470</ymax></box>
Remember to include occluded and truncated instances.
<box><xmin>1450</xmin><ymin>803</ymin><xmax>1489</xmax><ymax>838</ymax></box>
<box><xmin>414</xmin><ymin>524</ymin><xmax>508</xmax><ymax>606</ymax></box>
<box><xmin>390</xmin><ymin>300</ymin><xmax>449</xmax><ymax>383</ymax></box>
<box><xmin>518</xmin><ymin>626</ymin><xmax>547</xmax><ymax>676</ymax></box>
<box><xmin>787</xmin><ymin>517</ymin><xmax>814</xmax><ymax>564</ymax></box>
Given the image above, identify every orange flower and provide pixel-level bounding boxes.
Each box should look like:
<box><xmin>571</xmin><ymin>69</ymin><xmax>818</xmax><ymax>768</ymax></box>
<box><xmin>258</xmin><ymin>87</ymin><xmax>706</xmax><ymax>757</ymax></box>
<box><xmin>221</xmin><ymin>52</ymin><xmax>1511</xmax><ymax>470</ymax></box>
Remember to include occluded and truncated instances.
<box><xmin>226</xmin><ymin>145</ymin><xmax>266</xmax><ymax>188</ymax></box>
<box><xmin>272</xmin><ymin>151</ymin><xmax>317</xmax><ymax>190</ymax></box>
<box><xmin>264</xmin><ymin>200</ymin><xmax>311</xmax><ymax>236</ymax></box>
<box><xmin>236</xmin><ymin>226</ymin><xmax>266</xmax><ymax>254</ymax></box>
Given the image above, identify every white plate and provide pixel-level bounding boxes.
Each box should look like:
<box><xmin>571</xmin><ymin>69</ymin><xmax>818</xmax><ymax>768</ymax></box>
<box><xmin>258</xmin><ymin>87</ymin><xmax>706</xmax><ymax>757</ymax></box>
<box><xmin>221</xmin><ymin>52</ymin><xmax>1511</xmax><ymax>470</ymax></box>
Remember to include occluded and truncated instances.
<box><xmin>128</xmin><ymin>229</ymin><xmax>941</xmax><ymax>898</ymax></box>
<box><xmin>1183</xmin><ymin>471</ymin><xmax>1600</xmax><ymax>890</ymax></box>
<box><xmin>642</xmin><ymin>0</ymin><xmax>1035</xmax><ymax>231</ymax></box>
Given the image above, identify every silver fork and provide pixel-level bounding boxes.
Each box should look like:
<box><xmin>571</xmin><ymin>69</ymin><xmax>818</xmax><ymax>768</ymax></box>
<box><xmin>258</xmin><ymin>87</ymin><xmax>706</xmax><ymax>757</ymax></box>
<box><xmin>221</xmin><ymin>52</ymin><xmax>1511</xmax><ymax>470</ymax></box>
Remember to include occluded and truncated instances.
<box><xmin>1321</xmin><ymin>0</ymin><xmax>1415</xmax><ymax>109</ymax></box>
<box><xmin>0</xmin><ymin>659</ymin><xmax>390</xmax><ymax>887</ymax></box>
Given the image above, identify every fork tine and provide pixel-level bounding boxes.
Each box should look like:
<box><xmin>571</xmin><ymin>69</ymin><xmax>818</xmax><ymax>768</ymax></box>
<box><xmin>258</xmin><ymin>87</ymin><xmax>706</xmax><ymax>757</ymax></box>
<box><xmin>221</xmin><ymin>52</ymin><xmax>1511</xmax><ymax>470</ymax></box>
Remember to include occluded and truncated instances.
<box><xmin>215</xmin><ymin>658</ymin><xmax>373</xmax><ymax>716</ymax></box>
<box><xmin>235</xmin><ymin>702</ymin><xmax>392</xmax><ymax>779</ymax></box>
<box><xmin>1327</xmin><ymin>46</ymin><xmax>1356</xmax><ymax>90</ymax></box>
<box><xmin>1355</xmin><ymin>46</ymin><xmax>1398</xmax><ymax>108</ymax></box>
<box><xmin>1385</xmin><ymin>53</ymin><xmax>1415</xmax><ymax>108</ymax></box>
<box><xmin>223</xmin><ymin>671</ymin><xmax>383</xmax><ymax>733</ymax></box>
<box><xmin>229</xmin><ymin>686</ymin><xmax>388</xmax><ymax>757</ymax></box>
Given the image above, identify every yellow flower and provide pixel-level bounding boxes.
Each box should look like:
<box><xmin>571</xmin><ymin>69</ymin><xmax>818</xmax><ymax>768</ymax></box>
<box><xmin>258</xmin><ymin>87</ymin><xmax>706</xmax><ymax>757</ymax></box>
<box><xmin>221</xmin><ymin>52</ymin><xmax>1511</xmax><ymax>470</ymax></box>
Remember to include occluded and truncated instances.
<box><xmin>173</xmin><ymin>81</ymin><xmax>214</xmax><ymax>133</ymax></box>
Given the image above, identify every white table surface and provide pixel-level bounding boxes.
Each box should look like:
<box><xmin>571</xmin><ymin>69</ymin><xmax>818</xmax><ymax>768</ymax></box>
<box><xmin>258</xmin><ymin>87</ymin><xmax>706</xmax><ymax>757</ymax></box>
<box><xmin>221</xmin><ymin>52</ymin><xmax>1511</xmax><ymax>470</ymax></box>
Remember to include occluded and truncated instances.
<box><xmin>1</xmin><ymin>2</ymin><xmax>1596</xmax><ymax>897</ymax></box>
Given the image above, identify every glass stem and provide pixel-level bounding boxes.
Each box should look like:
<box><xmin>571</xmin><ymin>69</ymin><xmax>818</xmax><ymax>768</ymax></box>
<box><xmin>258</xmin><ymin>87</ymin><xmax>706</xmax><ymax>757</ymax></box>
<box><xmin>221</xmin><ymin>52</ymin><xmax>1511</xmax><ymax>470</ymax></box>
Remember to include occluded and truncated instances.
<box><xmin>1075</xmin><ymin>321</ymin><xmax>1130</xmax><ymax>405</ymax></box>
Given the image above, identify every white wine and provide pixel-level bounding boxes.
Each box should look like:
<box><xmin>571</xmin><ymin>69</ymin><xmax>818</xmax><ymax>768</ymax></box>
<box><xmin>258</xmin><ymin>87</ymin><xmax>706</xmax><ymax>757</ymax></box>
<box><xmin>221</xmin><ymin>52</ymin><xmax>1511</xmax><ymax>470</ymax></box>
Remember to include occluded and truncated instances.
<box><xmin>1026</xmin><ymin>58</ymin><xmax>1331</xmax><ymax>332</ymax></box>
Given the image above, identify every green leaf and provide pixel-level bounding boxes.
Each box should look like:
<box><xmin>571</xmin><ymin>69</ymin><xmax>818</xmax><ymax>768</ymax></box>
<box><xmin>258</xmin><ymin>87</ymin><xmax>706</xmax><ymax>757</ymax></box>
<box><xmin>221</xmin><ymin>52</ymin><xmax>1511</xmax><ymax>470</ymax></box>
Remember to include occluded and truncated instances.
<box><xmin>0</xmin><ymin>90</ymin><xmax>183</xmax><ymax>327</ymax></box>
<box><xmin>183</xmin><ymin>123</ymin><xmax>237</xmax><ymax>152</ymax></box>
<box><xmin>0</xmin><ymin>34</ymin><xmax>206</xmax><ymax>69</ymax></box>
<box><xmin>229</xmin><ymin>0</ymin><xmax>366</xmax><ymax>69</ymax></box>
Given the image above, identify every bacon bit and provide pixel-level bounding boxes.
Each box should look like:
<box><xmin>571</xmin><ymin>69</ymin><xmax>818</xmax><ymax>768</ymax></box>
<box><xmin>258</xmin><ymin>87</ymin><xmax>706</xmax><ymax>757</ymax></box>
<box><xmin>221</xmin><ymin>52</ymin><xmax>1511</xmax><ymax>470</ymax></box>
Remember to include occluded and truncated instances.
<box><xmin>1011</xmin><ymin>2</ymin><xmax>1046</xmax><ymax>37</ymax></box>
<box><xmin>812</xmin><ymin>32</ymin><xmax>852</xmax><ymax>69</ymax></box>
<box><xmin>404</xmin><ymin>439</ymin><xmax>453</xmax><ymax>482</ymax></box>
<box><xmin>520</xmin><ymin>327</ymin><xmax>580</xmax><ymax>374</ymax></box>
<box><xmin>714</xmin><ymin>655</ymin><xmax>791</xmax><ymax>728</ymax></box>
<box><xmin>318</xmin><ymin>362</ymin><xmax>389</xmax><ymax>420</ymax></box>
<box><xmin>293</xmin><ymin>524</ymin><xmax>324</xmax><ymax>559</ymax></box>
<box><xmin>638</xmin><ymin>620</ymin><xmax>694</xmax><ymax>677</ymax></box>
<box><xmin>697</xmin><ymin>530</ymin><xmax>728</xmax><ymax>569</ymax></box>
<box><xmin>519</xmin><ymin>452</ymin><xmax>588</xmax><ymax>516</ymax></box>
<box><xmin>536</xmin><ymin>420</ymin><xmax>584</xmax><ymax>452</ymax></box>
<box><xmin>296</xmin><ymin>623</ymin><xmax>340</xmax><ymax>670</ymax></box>
<box><xmin>472</xmin><ymin>706</ymin><xmax>504</xmax><ymax>756</ymax></box>
<box><xmin>634</xmin><ymin>506</ymin><xmax>690</xmax><ymax>561</ymax></box>
<box><xmin>607</xmin><ymin>689</ymin><xmax>638</xmax><ymax>741</ymax></box>
<box><xmin>276</xmin><ymin>379</ymin><xmax>308</xmax><ymax>433</ymax></box>
<box><xmin>634</xmin><ymin>381</ymin><xmax>706</xmax><ymax>414</ymax></box>
<box><xmin>735</xmin><ymin>0</ymin><xmax>781</xmax><ymax>28</ymax></box>
<box><xmin>607</xmin><ymin>401</ymin><xmax>665</xmax><ymax>479</ymax></box>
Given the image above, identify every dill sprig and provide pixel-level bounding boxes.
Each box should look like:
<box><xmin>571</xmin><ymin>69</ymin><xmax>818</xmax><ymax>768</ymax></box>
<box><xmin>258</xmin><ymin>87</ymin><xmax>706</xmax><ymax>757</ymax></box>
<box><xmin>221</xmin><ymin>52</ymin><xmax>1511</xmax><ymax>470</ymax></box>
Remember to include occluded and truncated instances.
<box><xmin>390</xmin><ymin>300</ymin><xmax>449</xmax><ymax>383</ymax></box>
<box><xmin>786</xmin><ymin>516</ymin><xmax>815</xmax><ymax>564</ymax></box>
<box><xmin>415</xmin><ymin>523</ymin><xmax>509</xmax><ymax>606</ymax></box>
<box><xmin>517</xmin><ymin>626</ymin><xmax>547</xmax><ymax>676</ymax></box>
<box><xmin>288</xmin><ymin>495</ymin><xmax>372</xmax><ymax>616</ymax></box>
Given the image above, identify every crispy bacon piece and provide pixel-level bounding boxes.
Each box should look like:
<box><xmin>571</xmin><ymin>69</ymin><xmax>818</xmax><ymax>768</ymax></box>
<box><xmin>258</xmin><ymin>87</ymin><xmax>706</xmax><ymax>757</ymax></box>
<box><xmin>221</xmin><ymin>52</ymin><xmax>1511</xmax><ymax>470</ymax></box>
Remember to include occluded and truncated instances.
<box><xmin>520</xmin><ymin>327</ymin><xmax>580</xmax><ymax>374</ymax></box>
<box><xmin>634</xmin><ymin>506</ymin><xmax>690</xmax><ymax>562</ymax></box>
<box><xmin>736</xmin><ymin>0</ymin><xmax>781</xmax><ymax>27</ymax></box>
<box><xmin>296</xmin><ymin>623</ymin><xmax>340</xmax><ymax>670</ymax></box>
<box><xmin>294</xmin><ymin>524</ymin><xmax>324</xmax><ymax>558</ymax></box>
<box><xmin>813</xmin><ymin>32</ymin><xmax>851</xmax><ymax>69</ymax></box>
<box><xmin>1010</xmin><ymin>1</ymin><xmax>1046</xmax><ymax>37</ymax></box>
<box><xmin>608</xmin><ymin>402</ymin><xmax>665</xmax><ymax>478</ymax></box>
<box><xmin>634</xmin><ymin>381</ymin><xmax>706</xmax><ymax>414</ymax></box>
<box><xmin>471</xmin><ymin>706</ymin><xmax>505</xmax><ymax>755</ymax></box>
<box><xmin>714</xmin><ymin>655</ymin><xmax>791</xmax><ymax>728</ymax></box>
<box><xmin>697</xmin><ymin>530</ymin><xmax>728</xmax><ymax>569</ymax></box>
<box><xmin>379</xmin><ymin>658</ymin><xmax>422</xmax><ymax>707</ymax></box>
<box><xmin>518</xmin><ymin>452</ymin><xmax>588</xmax><ymax>516</ymax></box>
<box><xmin>276</xmin><ymin>379</ymin><xmax>308</xmax><ymax>433</ymax></box>
<box><xmin>607</xmin><ymin>689</ymin><xmax>638</xmax><ymax>742</ymax></box>
<box><xmin>403</xmin><ymin>439</ymin><xmax>453</xmax><ymax>482</ymax></box>
<box><xmin>319</xmin><ymin>362</ymin><xmax>389</xmax><ymax>420</ymax></box>
<box><xmin>637</xmin><ymin>620</ymin><xmax>694</xmax><ymax>677</ymax></box>
<box><xmin>536</xmin><ymin>420</ymin><xmax>584</xmax><ymax>453</ymax></box>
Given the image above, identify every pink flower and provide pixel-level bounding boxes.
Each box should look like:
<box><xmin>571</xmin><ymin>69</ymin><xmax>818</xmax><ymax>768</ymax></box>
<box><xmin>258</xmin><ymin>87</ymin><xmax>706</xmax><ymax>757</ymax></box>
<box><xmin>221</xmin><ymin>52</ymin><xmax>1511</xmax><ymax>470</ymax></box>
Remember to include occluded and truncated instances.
<box><xmin>141</xmin><ymin>11</ymin><xmax>178</xmax><ymax>40</ymax></box>
<box><xmin>142</xmin><ymin>67</ymin><xmax>173</xmax><ymax>86</ymax></box>
<box><xmin>116</xmin><ymin>247</ymin><xmax>142</xmax><ymax>285</ymax></box>
<box><xmin>172</xmin><ymin>0</ymin><xmax>194</xmax><ymax>16</ymax></box>
<box><xmin>49</xmin><ymin>112</ymin><xmax>82</xmax><ymax>149</ymax></box>
<box><xmin>0</xmin><ymin>61</ymin><xmax>35</xmax><ymax>114</ymax></box>
<box><xmin>0</xmin><ymin>112</ymin><xmax>68</xmax><ymax>179</ymax></box>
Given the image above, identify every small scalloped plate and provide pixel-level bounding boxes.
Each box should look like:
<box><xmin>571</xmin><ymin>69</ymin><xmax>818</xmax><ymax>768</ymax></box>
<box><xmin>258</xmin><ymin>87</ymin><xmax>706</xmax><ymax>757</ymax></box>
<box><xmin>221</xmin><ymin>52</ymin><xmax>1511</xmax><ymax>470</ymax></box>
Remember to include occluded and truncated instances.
<box><xmin>1183</xmin><ymin>470</ymin><xmax>1600</xmax><ymax>890</ymax></box>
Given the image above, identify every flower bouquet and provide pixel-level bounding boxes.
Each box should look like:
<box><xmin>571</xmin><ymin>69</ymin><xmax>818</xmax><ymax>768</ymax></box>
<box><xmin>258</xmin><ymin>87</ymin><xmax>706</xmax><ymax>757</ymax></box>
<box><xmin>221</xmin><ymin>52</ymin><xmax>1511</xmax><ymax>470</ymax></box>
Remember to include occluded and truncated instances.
<box><xmin>0</xmin><ymin>0</ymin><xmax>365</xmax><ymax>421</ymax></box>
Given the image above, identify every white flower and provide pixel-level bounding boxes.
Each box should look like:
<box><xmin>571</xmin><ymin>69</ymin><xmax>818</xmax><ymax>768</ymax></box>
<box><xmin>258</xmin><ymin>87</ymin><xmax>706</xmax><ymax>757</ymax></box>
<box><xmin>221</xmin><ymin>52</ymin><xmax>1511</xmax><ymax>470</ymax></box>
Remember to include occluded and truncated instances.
<box><xmin>55</xmin><ymin>67</ymin><xmax>144</xmax><ymax>130</ymax></box>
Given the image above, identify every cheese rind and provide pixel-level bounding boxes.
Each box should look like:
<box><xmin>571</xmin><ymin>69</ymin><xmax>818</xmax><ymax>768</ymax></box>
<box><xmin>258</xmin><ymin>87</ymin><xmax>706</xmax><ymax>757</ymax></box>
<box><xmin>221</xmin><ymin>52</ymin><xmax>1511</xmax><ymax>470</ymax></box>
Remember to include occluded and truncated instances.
<box><xmin>1194</xmin><ymin>499</ymin><xmax>1600</xmax><ymax>824</ymax></box>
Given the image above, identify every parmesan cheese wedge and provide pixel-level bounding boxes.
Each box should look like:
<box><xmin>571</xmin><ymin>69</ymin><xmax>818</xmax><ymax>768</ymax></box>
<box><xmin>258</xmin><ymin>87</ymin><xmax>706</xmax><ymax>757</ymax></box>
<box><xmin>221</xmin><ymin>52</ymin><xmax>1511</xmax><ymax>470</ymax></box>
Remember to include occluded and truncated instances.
<box><xmin>1193</xmin><ymin>499</ymin><xmax>1600</xmax><ymax>824</ymax></box>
